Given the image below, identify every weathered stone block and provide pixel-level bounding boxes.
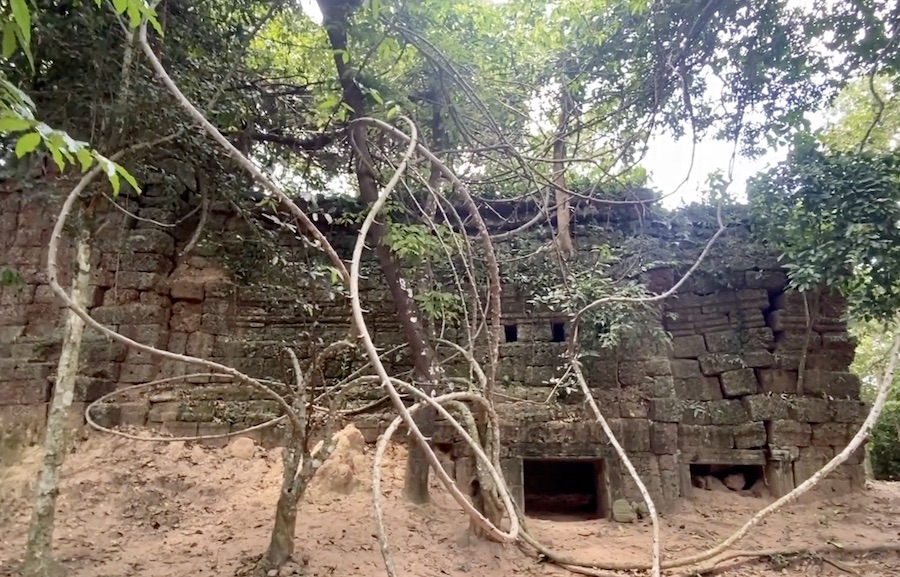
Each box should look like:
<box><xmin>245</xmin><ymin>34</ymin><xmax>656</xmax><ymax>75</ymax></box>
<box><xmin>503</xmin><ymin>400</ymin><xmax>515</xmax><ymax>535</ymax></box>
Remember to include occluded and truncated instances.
<box><xmin>720</xmin><ymin>369</ymin><xmax>758</xmax><ymax>397</ymax></box>
<box><xmin>758</xmin><ymin>369</ymin><xmax>797</xmax><ymax>394</ymax></box>
<box><xmin>119</xmin><ymin>363</ymin><xmax>160</xmax><ymax>384</ymax></box>
<box><xmin>186</xmin><ymin>332</ymin><xmax>215</xmax><ymax>358</ymax></box>
<box><xmin>651</xmin><ymin>423</ymin><xmax>678</xmax><ymax>454</ymax></box>
<box><xmin>708</xmin><ymin>399</ymin><xmax>749</xmax><ymax>425</ymax></box>
<box><xmin>775</xmin><ymin>330</ymin><xmax>822</xmax><ymax>351</ymax></box>
<box><xmin>643</xmin><ymin>376</ymin><xmax>676</xmax><ymax>397</ymax></box>
<box><xmin>170</xmin><ymin>302</ymin><xmax>202</xmax><ymax>332</ymax></box>
<box><xmin>831</xmin><ymin>400</ymin><xmax>868</xmax><ymax>423</ymax></box>
<box><xmin>125</xmin><ymin>229</ymin><xmax>175</xmax><ymax>256</ymax></box>
<box><xmin>648</xmin><ymin>398</ymin><xmax>682</xmax><ymax>422</ymax></box>
<box><xmin>620</xmin><ymin>400</ymin><xmax>647</xmax><ymax>418</ymax></box>
<box><xmin>698</xmin><ymin>353</ymin><xmax>743</xmax><ymax>375</ymax></box>
<box><xmin>743</xmin><ymin>350</ymin><xmax>775</xmax><ymax>368</ymax></box>
<box><xmin>767</xmin><ymin>420</ymin><xmax>811</xmax><ymax>447</ymax></box>
<box><xmin>671</xmin><ymin>359</ymin><xmax>703</xmax><ymax>379</ymax></box>
<box><xmin>674</xmin><ymin>377</ymin><xmax>722</xmax><ymax>401</ymax></box>
<box><xmin>678</xmin><ymin>425</ymin><xmax>734</xmax><ymax>450</ymax></box>
<box><xmin>119</xmin><ymin>324</ymin><xmax>169</xmax><ymax>348</ymax></box>
<box><xmin>741</xmin><ymin>395</ymin><xmax>790</xmax><ymax>421</ymax></box>
<box><xmin>618</xmin><ymin>419</ymin><xmax>651</xmax><ymax>452</ymax></box>
<box><xmin>671</xmin><ymin>335</ymin><xmax>706</xmax><ymax>358</ymax></box>
<box><xmin>73</xmin><ymin>376</ymin><xmax>116</xmax><ymax>402</ymax></box>
<box><xmin>788</xmin><ymin>398</ymin><xmax>831</xmax><ymax>423</ymax></box>
<box><xmin>774</xmin><ymin>352</ymin><xmax>801</xmax><ymax>370</ymax></box>
<box><xmin>812</xmin><ymin>423</ymin><xmax>847</xmax><ymax>446</ymax></box>
<box><xmin>200</xmin><ymin>313</ymin><xmax>229</xmax><ymax>335</ymax></box>
<box><xmin>618</xmin><ymin>358</ymin><xmax>671</xmax><ymax>386</ymax></box>
<box><xmin>803</xmin><ymin>371</ymin><xmax>860</xmax><ymax>399</ymax></box>
<box><xmin>734</xmin><ymin>422</ymin><xmax>767</xmax><ymax>449</ymax></box>
<box><xmin>92</xmin><ymin>303</ymin><xmax>169</xmax><ymax>326</ymax></box>
<box><xmin>114</xmin><ymin>272</ymin><xmax>167</xmax><ymax>291</ymax></box>
<box><xmin>705</xmin><ymin>331</ymin><xmax>741</xmax><ymax>354</ymax></box>
<box><xmin>793</xmin><ymin>446</ymin><xmax>833</xmax><ymax>485</ymax></box>
<box><xmin>681</xmin><ymin>402</ymin><xmax>711</xmax><ymax>425</ymax></box>
<box><xmin>0</xmin><ymin>379</ymin><xmax>49</xmax><ymax>404</ymax></box>
<box><xmin>741</xmin><ymin>327</ymin><xmax>775</xmax><ymax>349</ymax></box>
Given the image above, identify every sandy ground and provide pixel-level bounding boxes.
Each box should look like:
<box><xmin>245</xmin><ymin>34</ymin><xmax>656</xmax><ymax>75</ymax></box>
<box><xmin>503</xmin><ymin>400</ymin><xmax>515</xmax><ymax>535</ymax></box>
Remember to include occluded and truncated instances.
<box><xmin>1</xmin><ymin>430</ymin><xmax>899</xmax><ymax>577</ymax></box>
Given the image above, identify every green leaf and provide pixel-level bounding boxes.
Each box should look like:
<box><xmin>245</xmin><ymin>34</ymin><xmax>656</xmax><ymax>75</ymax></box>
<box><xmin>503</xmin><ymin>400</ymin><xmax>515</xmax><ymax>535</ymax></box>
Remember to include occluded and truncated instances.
<box><xmin>14</xmin><ymin>132</ymin><xmax>40</xmax><ymax>157</ymax></box>
<box><xmin>112</xmin><ymin>0</ymin><xmax>128</xmax><ymax>15</ymax></box>
<box><xmin>148</xmin><ymin>13</ymin><xmax>164</xmax><ymax>36</ymax></box>
<box><xmin>9</xmin><ymin>0</ymin><xmax>31</xmax><ymax>48</ymax></box>
<box><xmin>109</xmin><ymin>172</ymin><xmax>121</xmax><ymax>196</ymax></box>
<box><xmin>126</xmin><ymin>3</ymin><xmax>142</xmax><ymax>28</ymax></box>
<box><xmin>0</xmin><ymin>114</ymin><xmax>31</xmax><ymax>132</ymax></box>
<box><xmin>75</xmin><ymin>148</ymin><xmax>93</xmax><ymax>172</ymax></box>
<box><xmin>48</xmin><ymin>144</ymin><xmax>65</xmax><ymax>172</ymax></box>
<box><xmin>115</xmin><ymin>163</ymin><xmax>141</xmax><ymax>194</ymax></box>
<box><xmin>2</xmin><ymin>21</ymin><xmax>18</xmax><ymax>58</ymax></box>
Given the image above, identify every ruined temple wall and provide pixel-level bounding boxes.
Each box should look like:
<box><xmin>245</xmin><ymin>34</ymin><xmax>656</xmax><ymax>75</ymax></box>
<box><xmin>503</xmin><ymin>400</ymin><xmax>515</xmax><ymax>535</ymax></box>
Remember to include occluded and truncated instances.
<box><xmin>0</xmin><ymin>185</ymin><xmax>868</xmax><ymax>509</ymax></box>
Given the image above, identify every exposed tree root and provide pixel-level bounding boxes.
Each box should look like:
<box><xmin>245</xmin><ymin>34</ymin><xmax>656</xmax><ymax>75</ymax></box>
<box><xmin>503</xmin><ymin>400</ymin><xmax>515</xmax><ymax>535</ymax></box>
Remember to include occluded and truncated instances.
<box><xmin>673</xmin><ymin>543</ymin><xmax>900</xmax><ymax>577</ymax></box>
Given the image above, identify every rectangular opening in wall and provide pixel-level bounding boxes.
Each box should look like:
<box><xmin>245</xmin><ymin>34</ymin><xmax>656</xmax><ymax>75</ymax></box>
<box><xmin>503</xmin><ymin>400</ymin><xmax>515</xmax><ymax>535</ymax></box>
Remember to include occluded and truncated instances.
<box><xmin>523</xmin><ymin>458</ymin><xmax>607</xmax><ymax>520</ymax></box>
<box><xmin>504</xmin><ymin>324</ymin><xmax>518</xmax><ymax>343</ymax></box>
<box><xmin>689</xmin><ymin>463</ymin><xmax>766</xmax><ymax>496</ymax></box>
<box><xmin>551</xmin><ymin>321</ymin><xmax>566</xmax><ymax>343</ymax></box>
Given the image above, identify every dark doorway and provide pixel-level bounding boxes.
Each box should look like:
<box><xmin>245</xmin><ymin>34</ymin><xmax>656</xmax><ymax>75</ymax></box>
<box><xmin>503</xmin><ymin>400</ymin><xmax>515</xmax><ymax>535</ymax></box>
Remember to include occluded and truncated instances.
<box><xmin>689</xmin><ymin>463</ymin><xmax>765</xmax><ymax>493</ymax></box>
<box><xmin>551</xmin><ymin>321</ymin><xmax>566</xmax><ymax>342</ymax></box>
<box><xmin>504</xmin><ymin>324</ymin><xmax>518</xmax><ymax>342</ymax></box>
<box><xmin>523</xmin><ymin>458</ymin><xmax>607</xmax><ymax>520</ymax></box>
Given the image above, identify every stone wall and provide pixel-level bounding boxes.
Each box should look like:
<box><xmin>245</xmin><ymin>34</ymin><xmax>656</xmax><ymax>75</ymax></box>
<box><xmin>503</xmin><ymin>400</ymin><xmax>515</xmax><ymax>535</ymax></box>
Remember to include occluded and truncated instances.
<box><xmin>0</xmin><ymin>182</ymin><xmax>868</xmax><ymax>515</ymax></box>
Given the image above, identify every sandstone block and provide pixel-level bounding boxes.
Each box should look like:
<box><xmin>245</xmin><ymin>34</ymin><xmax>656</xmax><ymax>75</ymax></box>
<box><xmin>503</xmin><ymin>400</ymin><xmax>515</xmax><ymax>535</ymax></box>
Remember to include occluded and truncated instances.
<box><xmin>671</xmin><ymin>359</ymin><xmax>703</xmax><ymax>379</ymax></box>
<box><xmin>720</xmin><ymin>369</ymin><xmax>758</xmax><ymax>397</ymax></box>
<box><xmin>734</xmin><ymin>421</ymin><xmax>767</xmax><ymax>449</ymax></box>
<box><xmin>651</xmin><ymin>422</ymin><xmax>678</xmax><ymax>454</ymax></box>
<box><xmin>743</xmin><ymin>350</ymin><xmax>776</xmax><ymax>368</ymax></box>
<box><xmin>831</xmin><ymin>400</ymin><xmax>868</xmax><ymax>423</ymax></box>
<box><xmin>125</xmin><ymin>229</ymin><xmax>174</xmax><ymax>256</ymax></box>
<box><xmin>0</xmin><ymin>379</ymin><xmax>49</xmax><ymax>404</ymax></box>
<box><xmin>698</xmin><ymin>353</ymin><xmax>743</xmax><ymax>375</ymax></box>
<box><xmin>708</xmin><ymin>399</ymin><xmax>749</xmax><ymax>425</ymax></box>
<box><xmin>119</xmin><ymin>363</ymin><xmax>159</xmax><ymax>384</ymax></box>
<box><xmin>767</xmin><ymin>420</ymin><xmax>811</xmax><ymax>447</ymax></box>
<box><xmin>649</xmin><ymin>398</ymin><xmax>682</xmax><ymax>422</ymax></box>
<box><xmin>678</xmin><ymin>425</ymin><xmax>734</xmax><ymax>450</ymax></box>
<box><xmin>705</xmin><ymin>331</ymin><xmax>741</xmax><ymax>354</ymax></box>
<box><xmin>674</xmin><ymin>377</ymin><xmax>722</xmax><ymax>401</ymax></box>
<box><xmin>618</xmin><ymin>358</ymin><xmax>671</xmax><ymax>386</ymax></box>
<box><xmin>812</xmin><ymin>423</ymin><xmax>847</xmax><ymax>446</ymax></box>
<box><xmin>92</xmin><ymin>303</ymin><xmax>169</xmax><ymax>325</ymax></box>
<box><xmin>681</xmin><ymin>403</ymin><xmax>711</xmax><ymax>425</ymax></box>
<box><xmin>741</xmin><ymin>327</ymin><xmax>775</xmax><ymax>349</ymax></box>
<box><xmin>742</xmin><ymin>394</ymin><xmax>790</xmax><ymax>421</ymax></box>
<box><xmin>617</xmin><ymin>419</ymin><xmax>651</xmax><ymax>452</ymax></box>
<box><xmin>775</xmin><ymin>330</ymin><xmax>822</xmax><ymax>351</ymax></box>
<box><xmin>643</xmin><ymin>375</ymin><xmax>676</xmax><ymax>397</ymax></box>
<box><xmin>672</xmin><ymin>335</ymin><xmax>706</xmax><ymax>358</ymax></box>
<box><xmin>803</xmin><ymin>371</ymin><xmax>860</xmax><ymax>399</ymax></box>
<box><xmin>788</xmin><ymin>398</ymin><xmax>831</xmax><ymax>423</ymax></box>
<box><xmin>793</xmin><ymin>446</ymin><xmax>833</xmax><ymax>485</ymax></box>
<box><xmin>758</xmin><ymin>369</ymin><xmax>796</xmax><ymax>394</ymax></box>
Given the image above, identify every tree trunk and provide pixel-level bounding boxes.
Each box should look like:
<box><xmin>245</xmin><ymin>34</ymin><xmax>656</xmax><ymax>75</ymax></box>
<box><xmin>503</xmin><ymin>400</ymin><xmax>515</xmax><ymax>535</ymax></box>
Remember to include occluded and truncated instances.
<box><xmin>259</xmin><ymin>479</ymin><xmax>303</xmax><ymax>573</ymax></box>
<box><xmin>553</xmin><ymin>82</ymin><xmax>575</xmax><ymax>258</ymax></box>
<box><xmin>318</xmin><ymin>0</ymin><xmax>437</xmax><ymax>504</ymax></box>
<box><xmin>22</xmin><ymin>229</ymin><xmax>92</xmax><ymax>577</ymax></box>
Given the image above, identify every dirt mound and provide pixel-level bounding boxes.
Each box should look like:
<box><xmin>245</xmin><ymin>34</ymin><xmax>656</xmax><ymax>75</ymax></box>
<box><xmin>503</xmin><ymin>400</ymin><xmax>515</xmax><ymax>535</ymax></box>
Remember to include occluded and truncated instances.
<box><xmin>311</xmin><ymin>424</ymin><xmax>367</xmax><ymax>495</ymax></box>
<box><xmin>1</xmin><ymin>433</ymin><xmax>899</xmax><ymax>577</ymax></box>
